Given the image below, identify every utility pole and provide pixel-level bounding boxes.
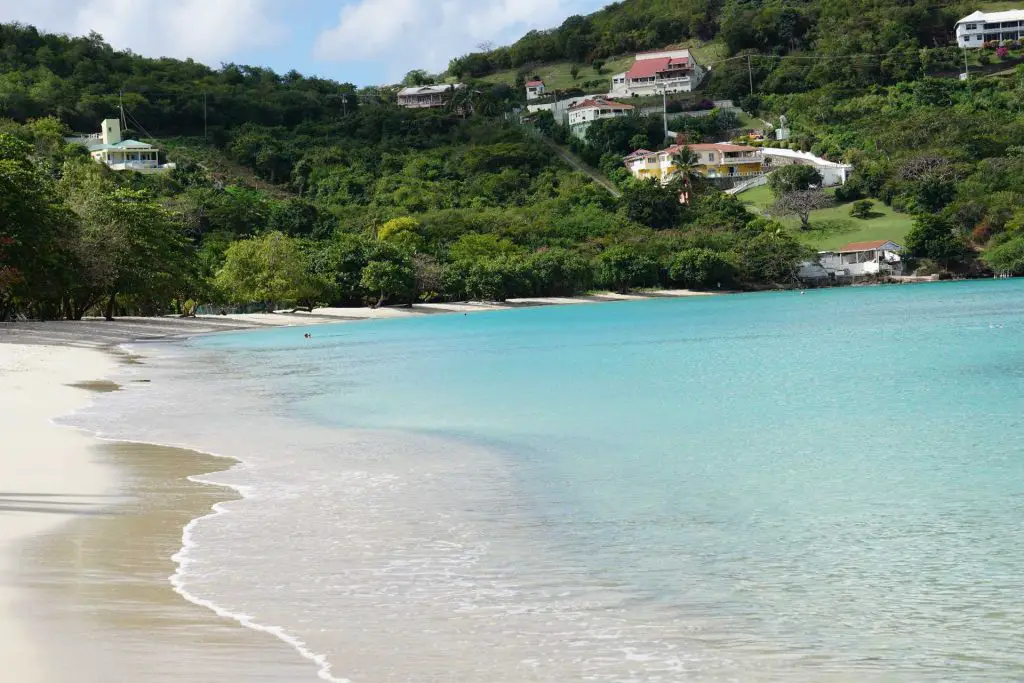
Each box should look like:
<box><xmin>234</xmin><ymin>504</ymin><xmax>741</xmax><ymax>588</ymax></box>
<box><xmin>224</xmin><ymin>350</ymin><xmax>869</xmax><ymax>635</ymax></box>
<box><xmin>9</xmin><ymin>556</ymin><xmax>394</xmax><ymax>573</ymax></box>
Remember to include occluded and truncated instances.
<box><xmin>661</xmin><ymin>87</ymin><xmax>668</xmax><ymax>143</ymax></box>
<box><xmin>119</xmin><ymin>90</ymin><xmax>126</xmax><ymax>130</ymax></box>
<box><xmin>747</xmin><ymin>54</ymin><xmax>754</xmax><ymax>95</ymax></box>
<box><xmin>342</xmin><ymin>94</ymin><xmax>349</xmax><ymax>117</ymax></box>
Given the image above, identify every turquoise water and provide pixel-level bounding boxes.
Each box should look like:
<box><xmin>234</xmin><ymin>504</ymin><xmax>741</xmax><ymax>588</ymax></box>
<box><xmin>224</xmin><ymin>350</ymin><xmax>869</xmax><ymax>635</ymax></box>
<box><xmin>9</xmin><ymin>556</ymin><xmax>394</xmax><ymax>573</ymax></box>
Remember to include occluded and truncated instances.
<box><xmin>79</xmin><ymin>281</ymin><xmax>1024</xmax><ymax>681</ymax></box>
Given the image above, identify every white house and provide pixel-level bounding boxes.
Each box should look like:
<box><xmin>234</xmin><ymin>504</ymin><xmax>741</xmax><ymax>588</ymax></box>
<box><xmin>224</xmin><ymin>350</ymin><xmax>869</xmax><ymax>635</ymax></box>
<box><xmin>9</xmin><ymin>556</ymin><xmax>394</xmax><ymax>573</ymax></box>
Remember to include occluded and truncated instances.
<box><xmin>397</xmin><ymin>84</ymin><xmax>464</xmax><ymax>109</ymax></box>
<box><xmin>567</xmin><ymin>97</ymin><xmax>635</xmax><ymax>138</ymax></box>
<box><xmin>525</xmin><ymin>79</ymin><xmax>546</xmax><ymax>100</ymax></box>
<box><xmin>818</xmin><ymin>240</ymin><xmax>904</xmax><ymax>278</ymax></box>
<box><xmin>760</xmin><ymin>147</ymin><xmax>853</xmax><ymax>186</ymax></box>
<box><xmin>610</xmin><ymin>49</ymin><xmax>707</xmax><ymax>97</ymax></box>
<box><xmin>956</xmin><ymin>10</ymin><xmax>1024</xmax><ymax>47</ymax></box>
<box><xmin>73</xmin><ymin>119</ymin><xmax>175</xmax><ymax>173</ymax></box>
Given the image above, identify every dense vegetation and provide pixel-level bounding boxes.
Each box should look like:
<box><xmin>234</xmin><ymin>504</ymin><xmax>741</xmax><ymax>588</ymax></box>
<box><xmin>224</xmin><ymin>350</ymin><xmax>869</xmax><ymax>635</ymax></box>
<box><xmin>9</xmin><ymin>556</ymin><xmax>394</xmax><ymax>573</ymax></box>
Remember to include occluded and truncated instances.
<box><xmin>0</xmin><ymin>23</ymin><xmax>817</xmax><ymax>320</ymax></box>
<box><xmin>6</xmin><ymin>0</ymin><xmax>1024</xmax><ymax>322</ymax></box>
<box><xmin>448</xmin><ymin>0</ymin><xmax>967</xmax><ymax>86</ymax></box>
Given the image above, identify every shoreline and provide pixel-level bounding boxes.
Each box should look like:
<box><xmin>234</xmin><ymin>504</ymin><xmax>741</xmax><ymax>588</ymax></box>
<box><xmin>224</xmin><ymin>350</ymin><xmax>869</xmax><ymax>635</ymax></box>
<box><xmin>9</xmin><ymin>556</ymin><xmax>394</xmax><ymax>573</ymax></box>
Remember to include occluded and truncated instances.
<box><xmin>1</xmin><ymin>344</ymin><xmax>317</xmax><ymax>681</ymax></box>
<box><xmin>0</xmin><ymin>288</ymin><xmax>716</xmax><ymax>347</ymax></box>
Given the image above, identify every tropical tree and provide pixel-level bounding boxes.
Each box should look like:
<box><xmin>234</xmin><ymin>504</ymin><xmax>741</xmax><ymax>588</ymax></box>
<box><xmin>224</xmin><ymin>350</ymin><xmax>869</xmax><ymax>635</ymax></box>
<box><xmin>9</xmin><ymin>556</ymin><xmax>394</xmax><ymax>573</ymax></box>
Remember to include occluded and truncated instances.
<box><xmin>360</xmin><ymin>259</ymin><xmax>414</xmax><ymax>307</ymax></box>
<box><xmin>768</xmin><ymin>164</ymin><xmax>822</xmax><ymax>197</ymax></box>
<box><xmin>215</xmin><ymin>231</ymin><xmax>321</xmax><ymax>309</ymax></box>
<box><xmin>904</xmin><ymin>215</ymin><xmax>968</xmax><ymax>269</ymax></box>
<box><xmin>596</xmin><ymin>245</ymin><xmax>659</xmax><ymax>293</ymax></box>
<box><xmin>770</xmin><ymin>190</ymin><xmax>833</xmax><ymax>230</ymax></box>
<box><xmin>77</xmin><ymin>188</ymin><xmax>190</xmax><ymax>320</ymax></box>
<box><xmin>669</xmin><ymin>145</ymin><xmax>701</xmax><ymax>203</ymax></box>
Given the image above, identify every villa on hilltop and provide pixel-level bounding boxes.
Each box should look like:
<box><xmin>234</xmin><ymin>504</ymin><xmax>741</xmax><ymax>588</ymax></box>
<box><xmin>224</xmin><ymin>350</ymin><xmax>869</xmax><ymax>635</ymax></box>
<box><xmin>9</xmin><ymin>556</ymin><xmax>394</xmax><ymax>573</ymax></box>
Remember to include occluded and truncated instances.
<box><xmin>956</xmin><ymin>9</ymin><xmax>1024</xmax><ymax>47</ymax></box>
<box><xmin>66</xmin><ymin>119</ymin><xmax>175</xmax><ymax>173</ymax></box>
<box><xmin>567</xmin><ymin>97</ymin><xmax>635</xmax><ymax>138</ymax></box>
<box><xmin>610</xmin><ymin>49</ymin><xmax>707</xmax><ymax>97</ymax></box>
<box><xmin>397</xmin><ymin>84</ymin><xmax>464</xmax><ymax>109</ymax></box>
<box><xmin>624</xmin><ymin>143</ymin><xmax>764</xmax><ymax>182</ymax></box>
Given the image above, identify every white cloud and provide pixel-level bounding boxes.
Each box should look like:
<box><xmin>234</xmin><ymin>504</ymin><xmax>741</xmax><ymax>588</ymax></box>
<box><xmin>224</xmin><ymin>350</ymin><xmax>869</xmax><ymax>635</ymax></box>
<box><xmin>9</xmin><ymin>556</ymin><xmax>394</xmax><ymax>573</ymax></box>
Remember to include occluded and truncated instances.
<box><xmin>0</xmin><ymin>0</ymin><xmax>286</xmax><ymax>64</ymax></box>
<box><xmin>314</xmin><ymin>0</ymin><xmax>595</xmax><ymax>80</ymax></box>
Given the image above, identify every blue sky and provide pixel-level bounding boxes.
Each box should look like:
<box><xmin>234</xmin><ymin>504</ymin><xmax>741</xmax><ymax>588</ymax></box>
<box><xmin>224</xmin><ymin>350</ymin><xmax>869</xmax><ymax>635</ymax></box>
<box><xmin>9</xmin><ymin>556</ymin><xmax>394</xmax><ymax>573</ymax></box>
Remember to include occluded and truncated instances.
<box><xmin>0</xmin><ymin>0</ymin><xmax>609</xmax><ymax>85</ymax></box>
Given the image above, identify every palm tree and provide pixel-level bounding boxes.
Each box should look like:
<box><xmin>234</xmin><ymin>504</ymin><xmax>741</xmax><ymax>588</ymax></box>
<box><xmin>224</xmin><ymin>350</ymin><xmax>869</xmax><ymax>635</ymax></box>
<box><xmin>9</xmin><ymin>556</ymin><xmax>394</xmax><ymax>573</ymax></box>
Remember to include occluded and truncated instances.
<box><xmin>445</xmin><ymin>85</ymin><xmax>477</xmax><ymax>118</ymax></box>
<box><xmin>670</xmin><ymin>145</ymin><xmax>700</xmax><ymax>204</ymax></box>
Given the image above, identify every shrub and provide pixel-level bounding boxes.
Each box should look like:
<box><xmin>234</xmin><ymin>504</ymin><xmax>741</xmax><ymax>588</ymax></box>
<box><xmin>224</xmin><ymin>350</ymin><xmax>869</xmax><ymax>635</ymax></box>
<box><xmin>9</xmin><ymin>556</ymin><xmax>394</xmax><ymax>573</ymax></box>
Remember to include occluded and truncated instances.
<box><xmin>849</xmin><ymin>199</ymin><xmax>874</xmax><ymax>219</ymax></box>
<box><xmin>668</xmin><ymin>248</ymin><xmax>735</xmax><ymax>288</ymax></box>
<box><xmin>997</xmin><ymin>47</ymin><xmax>1009</xmax><ymax>59</ymax></box>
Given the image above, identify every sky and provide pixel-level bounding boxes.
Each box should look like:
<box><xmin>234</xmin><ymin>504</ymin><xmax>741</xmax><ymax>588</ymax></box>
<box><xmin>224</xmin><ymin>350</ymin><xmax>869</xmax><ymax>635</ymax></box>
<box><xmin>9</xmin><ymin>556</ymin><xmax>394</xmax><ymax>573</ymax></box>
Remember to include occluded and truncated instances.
<box><xmin>0</xmin><ymin>0</ymin><xmax>609</xmax><ymax>85</ymax></box>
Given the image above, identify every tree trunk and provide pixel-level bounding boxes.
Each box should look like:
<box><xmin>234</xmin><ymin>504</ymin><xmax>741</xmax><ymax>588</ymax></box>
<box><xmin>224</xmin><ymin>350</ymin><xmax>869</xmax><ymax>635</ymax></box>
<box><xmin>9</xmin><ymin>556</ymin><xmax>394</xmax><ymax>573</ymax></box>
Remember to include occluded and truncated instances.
<box><xmin>104</xmin><ymin>292</ymin><xmax>117</xmax><ymax>321</ymax></box>
<box><xmin>375</xmin><ymin>291</ymin><xmax>385</xmax><ymax>309</ymax></box>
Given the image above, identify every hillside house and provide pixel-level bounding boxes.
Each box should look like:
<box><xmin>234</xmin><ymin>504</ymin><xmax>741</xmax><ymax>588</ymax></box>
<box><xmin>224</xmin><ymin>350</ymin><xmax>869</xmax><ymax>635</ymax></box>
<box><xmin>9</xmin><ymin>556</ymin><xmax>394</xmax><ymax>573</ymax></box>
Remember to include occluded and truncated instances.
<box><xmin>567</xmin><ymin>97</ymin><xmax>635</xmax><ymax>138</ymax></box>
<box><xmin>525</xmin><ymin>80</ymin><xmax>545</xmax><ymax>100</ymax></box>
<box><xmin>397</xmin><ymin>84</ymin><xmax>464</xmax><ymax>109</ymax></box>
<box><xmin>818</xmin><ymin>240</ymin><xmax>904</xmax><ymax>278</ymax></box>
<box><xmin>624</xmin><ymin>143</ymin><xmax>763</xmax><ymax>182</ymax></box>
<box><xmin>67</xmin><ymin>119</ymin><xmax>175</xmax><ymax>173</ymax></box>
<box><xmin>956</xmin><ymin>10</ymin><xmax>1024</xmax><ymax>47</ymax></box>
<box><xmin>610</xmin><ymin>49</ymin><xmax>707</xmax><ymax>97</ymax></box>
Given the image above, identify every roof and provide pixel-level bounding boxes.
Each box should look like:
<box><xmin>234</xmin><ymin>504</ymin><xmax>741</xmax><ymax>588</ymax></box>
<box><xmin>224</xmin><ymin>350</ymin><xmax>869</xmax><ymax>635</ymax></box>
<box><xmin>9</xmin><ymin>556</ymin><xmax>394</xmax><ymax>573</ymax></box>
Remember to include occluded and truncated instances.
<box><xmin>626</xmin><ymin>55</ymin><xmax>692</xmax><ymax>79</ymax></box>
<box><xmin>956</xmin><ymin>9</ymin><xmax>1024</xmax><ymax>25</ymax></box>
<box><xmin>568</xmin><ymin>97</ymin><xmax>634</xmax><ymax>111</ymax></box>
<box><xmin>833</xmin><ymin>240</ymin><xmax>902</xmax><ymax>254</ymax></box>
<box><xmin>87</xmin><ymin>139</ymin><xmax>157</xmax><ymax>152</ymax></box>
<box><xmin>623</xmin><ymin>149</ymin><xmax>652</xmax><ymax>161</ymax></box>
<box><xmin>660</xmin><ymin>143</ymin><xmax>758</xmax><ymax>155</ymax></box>
<box><xmin>686</xmin><ymin>143</ymin><xmax>757</xmax><ymax>153</ymax></box>
<box><xmin>397</xmin><ymin>84</ymin><xmax>464</xmax><ymax>96</ymax></box>
<box><xmin>525</xmin><ymin>80</ymin><xmax>544</xmax><ymax>87</ymax></box>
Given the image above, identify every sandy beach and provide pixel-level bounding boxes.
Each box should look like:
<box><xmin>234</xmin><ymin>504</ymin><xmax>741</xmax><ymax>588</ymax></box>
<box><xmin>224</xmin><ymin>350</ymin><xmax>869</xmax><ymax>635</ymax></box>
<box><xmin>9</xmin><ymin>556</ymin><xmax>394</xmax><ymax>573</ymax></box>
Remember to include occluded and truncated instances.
<box><xmin>0</xmin><ymin>344</ymin><xmax>118</xmax><ymax>683</ymax></box>
<box><xmin>0</xmin><ymin>344</ymin><xmax>306</xmax><ymax>682</ymax></box>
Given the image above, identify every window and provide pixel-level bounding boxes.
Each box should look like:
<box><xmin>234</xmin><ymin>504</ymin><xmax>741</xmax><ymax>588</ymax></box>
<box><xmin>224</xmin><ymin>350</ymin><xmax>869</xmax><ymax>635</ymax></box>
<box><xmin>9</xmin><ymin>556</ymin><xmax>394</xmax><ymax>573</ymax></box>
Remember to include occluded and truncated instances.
<box><xmin>966</xmin><ymin>23</ymin><xmax>977</xmax><ymax>30</ymax></box>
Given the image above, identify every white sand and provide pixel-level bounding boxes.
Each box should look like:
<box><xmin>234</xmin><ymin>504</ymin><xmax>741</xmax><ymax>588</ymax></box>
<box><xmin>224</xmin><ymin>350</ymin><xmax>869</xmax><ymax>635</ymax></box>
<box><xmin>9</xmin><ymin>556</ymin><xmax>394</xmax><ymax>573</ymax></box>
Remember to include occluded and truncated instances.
<box><xmin>0</xmin><ymin>345</ymin><xmax>118</xmax><ymax>683</ymax></box>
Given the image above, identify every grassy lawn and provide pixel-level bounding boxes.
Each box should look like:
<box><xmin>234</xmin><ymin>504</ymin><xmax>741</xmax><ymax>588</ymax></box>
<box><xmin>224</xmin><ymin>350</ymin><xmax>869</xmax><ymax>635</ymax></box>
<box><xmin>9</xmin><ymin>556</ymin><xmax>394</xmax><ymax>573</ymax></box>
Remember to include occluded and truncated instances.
<box><xmin>480</xmin><ymin>40</ymin><xmax>727</xmax><ymax>93</ymax></box>
<box><xmin>735</xmin><ymin>111</ymin><xmax>765</xmax><ymax>129</ymax></box>
<box><xmin>737</xmin><ymin>184</ymin><xmax>915</xmax><ymax>251</ymax></box>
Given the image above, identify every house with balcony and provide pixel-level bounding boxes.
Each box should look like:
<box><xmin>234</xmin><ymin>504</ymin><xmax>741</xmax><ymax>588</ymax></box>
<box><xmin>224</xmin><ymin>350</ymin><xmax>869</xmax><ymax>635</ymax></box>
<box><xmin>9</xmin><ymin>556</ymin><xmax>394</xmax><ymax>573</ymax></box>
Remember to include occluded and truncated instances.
<box><xmin>818</xmin><ymin>240</ymin><xmax>904</xmax><ymax>278</ymax></box>
<box><xmin>624</xmin><ymin>143</ymin><xmax>764</xmax><ymax>182</ymax></box>
<box><xmin>525</xmin><ymin>80</ymin><xmax>546</xmax><ymax>100</ymax></box>
<box><xmin>956</xmin><ymin>10</ymin><xmax>1024</xmax><ymax>47</ymax></box>
<box><xmin>397</xmin><ymin>84</ymin><xmax>464</xmax><ymax>109</ymax></box>
<box><xmin>69</xmin><ymin>119</ymin><xmax>175</xmax><ymax>173</ymax></box>
<box><xmin>567</xmin><ymin>97</ymin><xmax>635</xmax><ymax>138</ymax></box>
<box><xmin>610</xmin><ymin>48</ymin><xmax>707</xmax><ymax>97</ymax></box>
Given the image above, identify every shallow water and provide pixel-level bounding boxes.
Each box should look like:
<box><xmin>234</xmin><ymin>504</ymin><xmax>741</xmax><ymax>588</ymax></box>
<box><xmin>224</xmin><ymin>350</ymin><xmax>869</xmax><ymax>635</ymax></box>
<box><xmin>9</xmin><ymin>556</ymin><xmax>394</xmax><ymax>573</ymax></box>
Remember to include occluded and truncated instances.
<box><xmin>68</xmin><ymin>281</ymin><xmax>1024</xmax><ymax>681</ymax></box>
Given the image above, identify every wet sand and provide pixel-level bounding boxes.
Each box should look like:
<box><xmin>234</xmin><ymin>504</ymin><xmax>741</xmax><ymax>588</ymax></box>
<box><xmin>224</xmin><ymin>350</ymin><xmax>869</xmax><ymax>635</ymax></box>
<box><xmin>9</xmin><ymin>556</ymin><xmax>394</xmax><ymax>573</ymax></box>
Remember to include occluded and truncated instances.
<box><xmin>0</xmin><ymin>344</ymin><xmax>312</xmax><ymax>682</ymax></box>
<box><xmin>13</xmin><ymin>441</ymin><xmax>312</xmax><ymax>682</ymax></box>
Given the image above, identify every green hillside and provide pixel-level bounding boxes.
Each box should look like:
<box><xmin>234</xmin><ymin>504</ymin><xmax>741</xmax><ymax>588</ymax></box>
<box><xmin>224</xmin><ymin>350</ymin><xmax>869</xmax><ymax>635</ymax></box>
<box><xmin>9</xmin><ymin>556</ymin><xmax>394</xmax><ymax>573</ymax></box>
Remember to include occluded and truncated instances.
<box><xmin>7</xmin><ymin>0</ymin><xmax>1024</xmax><ymax>321</ymax></box>
<box><xmin>739</xmin><ymin>186</ymin><xmax>914</xmax><ymax>251</ymax></box>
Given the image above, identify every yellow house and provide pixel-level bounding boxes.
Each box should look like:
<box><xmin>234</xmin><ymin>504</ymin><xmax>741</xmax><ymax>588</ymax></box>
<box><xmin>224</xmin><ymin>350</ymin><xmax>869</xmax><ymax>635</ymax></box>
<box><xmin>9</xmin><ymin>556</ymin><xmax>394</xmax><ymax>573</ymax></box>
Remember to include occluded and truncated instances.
<box><xmin>625</xmin><ymin>143</ymin><xmax>763</xmax><ymax>183</ymax></box>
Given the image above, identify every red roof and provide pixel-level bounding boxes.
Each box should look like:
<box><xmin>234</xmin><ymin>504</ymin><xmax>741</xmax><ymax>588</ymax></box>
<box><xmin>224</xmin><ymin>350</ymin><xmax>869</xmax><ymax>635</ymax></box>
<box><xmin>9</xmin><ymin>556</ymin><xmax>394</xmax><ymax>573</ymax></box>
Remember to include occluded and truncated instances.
<box><xmin>626</xmin><ymin>55</ymin><xmax>690</xmax><ymax>79</ymax></box>
<box><xmin>525</xmin><ymin>80</ymin><xmax>544</xmax><ymax>87</ymax></box>
<box><xmin>568</xmin><ymin>97</ymin><xmax>634</xmax><ymax>111</ymax></box>
<box><xmin>666</xmin><ymin>143</ymin><xmax>758</xmax><ymax>154</ymax></box>
<box><xmin>834</xmin><ymin>240</ymin><xmax>900</xmax><ymax>254</ymax></box>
